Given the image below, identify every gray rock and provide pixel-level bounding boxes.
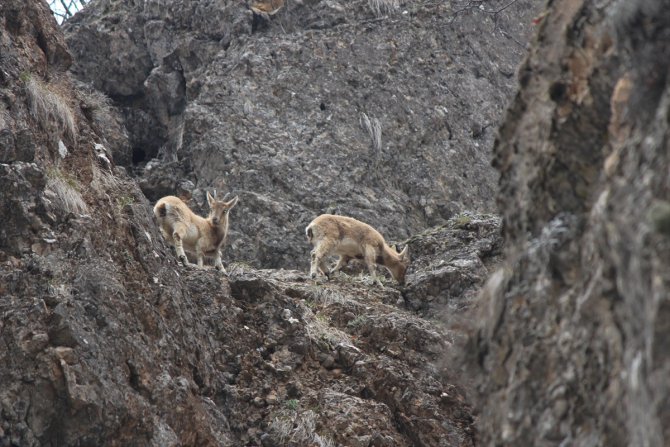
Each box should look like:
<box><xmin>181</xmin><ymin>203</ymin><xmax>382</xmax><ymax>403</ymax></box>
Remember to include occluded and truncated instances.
<box><xmin>471</xmin><ymin>1</ymin><xmax>670</xmax><ymax>446</ymax></box>
<box><xmin>63</xmin><ymin>0</ymin><xmax>538</xmax><ymax>270</ymax></box>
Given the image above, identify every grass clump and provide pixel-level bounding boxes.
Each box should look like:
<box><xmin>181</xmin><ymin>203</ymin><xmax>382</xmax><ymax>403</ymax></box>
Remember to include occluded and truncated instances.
<box><xmin>270</xmin><ymin>409</ymin><xmax>335</xmax><ymax>447</ymax></box>
<box><xmin>284</xmin><ymin>398</ymin><xmax>299</xmax><ymax>411</ymax></box>
<box><xmin>46</xmin><ymin>167</ymin><xmax>88</xmax><ymax>214</ymax></box>
<box><xmin>75</xmin><ymin>82</ymin><xmax>126</xmax><ymax>146</ymax></box>
<box><xmin>454</xmin><ymin>213</ymin><xmax>472</xmax><ymax>228</ymax></box>
<box><xmin>360</xmin><ymin>112</ymin><xmax>382</xmax><ymax>153</ymax></box>
<box><xmin>368</xmin><ymin>0</ymin><xmax>399</xmax><ymax>17</ymax></box>
<box><xmin>25</xmin><ymin>76</ymin><xmax>77</xmax><ymax>143</ymax></box>
<box><xmin>347</xmin><ymin>315</ymin><xmax>368</xmax><ymax>329</ymax></box>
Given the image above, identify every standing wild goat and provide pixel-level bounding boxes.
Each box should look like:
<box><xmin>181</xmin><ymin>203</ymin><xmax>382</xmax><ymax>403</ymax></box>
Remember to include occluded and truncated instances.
<box><xmin>153</xmin><ymin>192</ymin><xmax>238</xmax><ymax>272</ymax></box>
<box><xmin>305</xmin><ymin>214</ymin><xmax>409</xmax><ymax>286</ymax></box>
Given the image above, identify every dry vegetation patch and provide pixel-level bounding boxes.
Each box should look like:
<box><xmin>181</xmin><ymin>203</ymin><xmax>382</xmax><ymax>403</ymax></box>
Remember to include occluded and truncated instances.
<box><xmin>25</xmin><ymin>75</ymin><xmax>77</xmax><ymax>143</ymax></box>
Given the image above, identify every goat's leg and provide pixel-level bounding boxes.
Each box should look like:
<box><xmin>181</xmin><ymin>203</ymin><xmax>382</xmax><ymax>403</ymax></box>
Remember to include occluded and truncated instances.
<box><xmin>330</xmin><ymin>255</ymin><xmax>350</xmax><ymax>276</ymax></box>
<box><xmin>195</xmin><ymin>245</ymin><xmax>205</xmax><ymax>268</ymax></box>
<box><xmin>172</xmin><ymin>225</ymin><xmax>190</xmax><ymax>266</ymax></box>
<box><xmin>318</xmin><ymin>257</ymin><xmax>331</xmax><ymax>278</ymax></box>
<box><xmin>310</xmin><ymin>242</ymin><xmax>334</xmax><ymax>279</ymax></box>
<box><xmin>213</xmin><ymin>249</ymin><xmax>226</xmax><ymax>273</ymax></box>
<box><xmin>364</xmin><ymin>246</ymin><xmax>383</xmax><ymax>287</ymax></box>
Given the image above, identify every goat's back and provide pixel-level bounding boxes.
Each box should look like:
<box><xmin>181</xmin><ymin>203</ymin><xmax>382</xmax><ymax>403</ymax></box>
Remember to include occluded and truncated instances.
<box><xmin>153</xmin><ymin>196</ymin><xmax>196</xmax><ymax>228</ymax></box>
<box><xmin>307</xmin><ymin>214</ymin><xmax>385</xmax><ymax>246</ymax></box>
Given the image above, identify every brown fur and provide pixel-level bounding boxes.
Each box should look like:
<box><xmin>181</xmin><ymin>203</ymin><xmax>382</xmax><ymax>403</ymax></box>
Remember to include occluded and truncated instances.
<box><xmin>249</xmin><ymin>0</ymin><xmax>284</xmax><ymax>15</ymax></box>
<box><xmin>305</xmin><ymin>214</ymin><xmax>409</xmax><ymax>286</ymax></box>
<box><xmin>153</xmin><ymin>192</ymin><xmax>238</xmax><ymax>272</ymax></box>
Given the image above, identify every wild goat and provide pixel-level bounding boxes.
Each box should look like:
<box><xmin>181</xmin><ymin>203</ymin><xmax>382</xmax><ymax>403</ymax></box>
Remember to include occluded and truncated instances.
<box><xmin>153</xmin><ymin>192</ymin><xmax>238</xmax><ymax>272</ymax></box>
<box><xmin>305</xmin><ymin>214</ymin><xmax>409</xmax><ymax>286</ymax></box>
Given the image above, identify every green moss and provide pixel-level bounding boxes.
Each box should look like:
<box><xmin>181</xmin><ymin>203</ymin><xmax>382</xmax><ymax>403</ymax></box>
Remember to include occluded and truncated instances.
<box><xmin>284</xmin><ymin>399</ymin><xmax>299</xmax><ymax>411</ymax></box>
<box><xmin>453</xmin><ymin>213</ymin><xmax>472</xmax><ymax>228</ymax></box>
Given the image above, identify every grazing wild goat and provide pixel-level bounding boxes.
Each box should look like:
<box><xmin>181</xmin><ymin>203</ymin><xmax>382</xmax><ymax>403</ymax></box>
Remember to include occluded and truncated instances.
<box><xmin>305</xmin><ymin>214</ymin><xmax>410</xmax><ymax>286</ymax></box>
<box><xmin>153</xmin><ymin>192</ymin><xmax>238</xmax><ymax>272</ymax></box>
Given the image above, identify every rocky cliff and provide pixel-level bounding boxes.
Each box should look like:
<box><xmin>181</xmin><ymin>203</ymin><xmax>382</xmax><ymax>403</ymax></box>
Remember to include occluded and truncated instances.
<box><xmin>0</xmin><ymin>1</ymin><xmax>525</xmax><ymax>445</ymax></box>
<box><xmin>471</xmin><ymin>0</ymin><xmax>670</xmax><ymax>446</ymax></box>
<box><xmin>62</xmin><ymin>0</ymin><xmax>536</xmax><ymax>269</ymax></box>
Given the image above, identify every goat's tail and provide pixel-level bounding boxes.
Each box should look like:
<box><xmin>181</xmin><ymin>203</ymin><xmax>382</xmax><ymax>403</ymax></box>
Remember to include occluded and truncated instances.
<box><xmin>305</xmin><ymin>225</ymin><xmax>313</xmax><ymax>242</ymax></box>
<box><xmin>156</xmin><ymin>202</ymin><xmax>167</xmax><ymax>218</ymax></box>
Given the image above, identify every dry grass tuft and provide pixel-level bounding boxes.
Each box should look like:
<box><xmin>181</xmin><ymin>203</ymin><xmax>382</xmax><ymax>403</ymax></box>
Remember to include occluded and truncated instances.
<box><xmin>368</xmin><ymin>0</ymin><xmax>399</xmax><ymax>17</ymax></box>
<box><xmin>270</xmin><ymin>409</ymin><xmax>335</xmax><ymax>447</ymax></box>
<box><xmin>303</xmin><ymin>303</ymin><xmax>356</xmax><ymax>352</ymax></box>
<box><xmin>46</xmin><ymin>167</ymin><xmax>88</xmax><ymax>214</ymax></box>
<box><xmin>90</xmin><ymin>162</ymin><xmax>122</xmax><ymax>193</ymax></box>
<box><xmin>360</xmin><ymin>112</ymin><xmax>382</xmax><ymax>153</ymax></box>
<box><xmin>81</xmin><ymin>87</ymin><xmax>114</xmax><ymax>127</ymax></box>
<box><xmin>76</xmin><ymin>83</ymin><xmax>126</xmax><ymax>144</ymax></box>
<box><xmin>306</xmin><ymin>286</ymin><xmax>352</xmax><ymax>307</ymax></box>
<box><xmin>25</xmin><ymin>76</ymin><xmax>77</xmax><ymax>142</ymax></box>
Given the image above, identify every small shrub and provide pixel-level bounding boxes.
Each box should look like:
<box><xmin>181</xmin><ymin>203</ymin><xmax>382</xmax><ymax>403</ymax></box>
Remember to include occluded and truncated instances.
<box><xmin>121</xmin><ymin>249</ymin><xmax>133</xmax><ymax>263</ymax></box>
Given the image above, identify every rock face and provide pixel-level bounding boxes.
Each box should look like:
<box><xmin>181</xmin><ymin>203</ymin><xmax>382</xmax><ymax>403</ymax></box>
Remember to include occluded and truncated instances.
<box><xmin>2</xmin><ymin>2</ymin><xmax>509</xmax><ymax>444</ymax></box>
<box><xmin>471</xmin><ymin>1</ymin><xmax>670</xmax><ymax>446</ymax></box>
<box><xmin>62</xmin><ymin>0</ymin><xmax>538</xmax><ymax>269</ymax></box>
<box><xmin>403</xmin><ymin>212</ymin><xmax>502</xmax><ymax>317</ymax></box>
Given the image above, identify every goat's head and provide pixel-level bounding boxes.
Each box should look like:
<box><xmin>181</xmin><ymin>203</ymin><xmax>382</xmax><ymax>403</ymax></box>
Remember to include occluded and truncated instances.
<box><xmin>207</xmin><ymin>191</ymin><xmax>239</xmax><ymax>226</ymax></box>
<box><xmin>388</xmin><ymin>245</ymin><xmax>410</xmax><ymax>285</ymax></box>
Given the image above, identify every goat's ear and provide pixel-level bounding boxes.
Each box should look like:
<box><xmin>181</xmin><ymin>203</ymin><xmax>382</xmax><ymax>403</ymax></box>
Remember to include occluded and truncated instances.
<box><xmin>399</xmin><ymin>245</ymin><xmax>409</xmax><ymax>260</ymax></box>
<box><xmin>207</xmin><ymin>191</ymin><xmax>215</xmax><ymax>207</ymax></box>
<box><xmin>391</xmin><ymin>244</ymin><xmax>398</xmax><ymax>252</ymax></box>
<box><xmin>226</xmin><ymin>196</ymin><xmax>239</xmax><ymax>209</ymax></box>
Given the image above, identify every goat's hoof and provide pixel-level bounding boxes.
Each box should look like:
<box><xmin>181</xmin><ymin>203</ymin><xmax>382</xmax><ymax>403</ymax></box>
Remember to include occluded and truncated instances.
<box><xmin>310</xmin><ymin>272</ymin><xmax>317</xmax><ymax>279</ymax></box>
<box><xmin>366</xmin><ymin>278</ymin><xmax>382</xmax><ymax>287</ymax></box>
<box><xmin>178</xmin><ymin>256</ymin><xmax>188</xmax><ymax>266</ymax></box>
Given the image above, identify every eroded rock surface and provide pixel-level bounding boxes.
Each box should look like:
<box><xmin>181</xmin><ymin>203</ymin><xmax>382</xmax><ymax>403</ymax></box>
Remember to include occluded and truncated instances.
<box><xmin>0</xmin><ymin>4</ymin><xmax>498</xmax><ymax>441</ymax></box>
<box><xmin>63</xmin><ymin>0</ymin><xmax>538</xmax><ymax>268</ymax></box>
<box><xmin>471</xmin><ymin>1</ymin><xmax>670</xmax><ymax>446</ymax></box>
